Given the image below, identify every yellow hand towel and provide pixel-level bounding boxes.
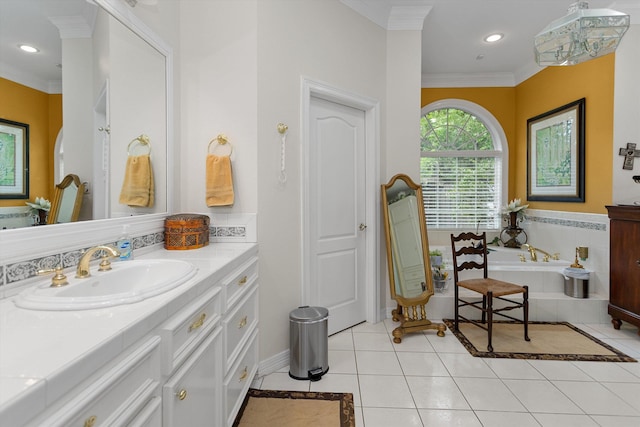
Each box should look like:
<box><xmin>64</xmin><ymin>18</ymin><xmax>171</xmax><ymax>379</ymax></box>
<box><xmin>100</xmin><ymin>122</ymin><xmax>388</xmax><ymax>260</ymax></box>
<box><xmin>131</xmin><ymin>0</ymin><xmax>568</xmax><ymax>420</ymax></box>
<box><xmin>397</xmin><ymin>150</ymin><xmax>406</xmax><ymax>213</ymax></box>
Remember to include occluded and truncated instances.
<box><xmin>119</xmin><ymin>154</ymin><xmax>155</xmax><ymax>207</ymax></box>
<box><xmin>206</xmin><ymin>154</ymin><xmax>234</xmax><ymax>206</ymax></box>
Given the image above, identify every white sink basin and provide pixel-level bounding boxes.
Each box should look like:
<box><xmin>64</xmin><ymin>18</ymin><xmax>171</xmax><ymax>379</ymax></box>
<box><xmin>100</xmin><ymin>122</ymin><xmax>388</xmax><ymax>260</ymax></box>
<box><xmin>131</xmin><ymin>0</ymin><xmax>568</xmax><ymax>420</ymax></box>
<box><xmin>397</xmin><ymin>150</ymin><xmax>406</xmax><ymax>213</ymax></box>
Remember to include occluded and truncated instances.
<box><xmin>15</xmin><ymin>259</ymin><xmax>197</xmax><ymax>311</ymax></box>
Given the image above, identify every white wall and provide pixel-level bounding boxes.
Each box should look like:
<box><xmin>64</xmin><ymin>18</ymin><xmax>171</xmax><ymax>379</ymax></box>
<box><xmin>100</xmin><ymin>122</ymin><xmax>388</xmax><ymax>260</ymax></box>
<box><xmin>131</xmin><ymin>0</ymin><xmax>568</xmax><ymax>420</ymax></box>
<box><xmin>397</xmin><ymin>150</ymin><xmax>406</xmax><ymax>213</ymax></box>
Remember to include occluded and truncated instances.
<box><xmin>255</xmin><ymin>0</ymin><xmax>391</xmax><ymax>362</ymax></box>
<box><xmin>179</xmin><ymin>0</ymin><xmax>258</xmax><ymax>215</ymax></box>
<box><xmin>613</xmin><ymin>20</ymin><xmax>640</xmax><ymax>205</ymax></box>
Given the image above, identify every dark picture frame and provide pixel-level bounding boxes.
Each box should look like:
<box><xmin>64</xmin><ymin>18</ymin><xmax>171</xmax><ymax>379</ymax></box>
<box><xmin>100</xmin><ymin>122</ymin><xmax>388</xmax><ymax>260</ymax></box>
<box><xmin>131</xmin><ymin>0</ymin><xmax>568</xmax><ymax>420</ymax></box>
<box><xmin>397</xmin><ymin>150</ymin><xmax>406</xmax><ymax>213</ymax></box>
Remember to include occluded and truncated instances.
<box><xmin>0</xmin><ymin>118</ymin><xmax>29</xmax><ymax>199</ymax></box>
<box><xmin>527</xmin><ymin>98</ymin><xmax>585</xmax><ymax>202</ymax></box>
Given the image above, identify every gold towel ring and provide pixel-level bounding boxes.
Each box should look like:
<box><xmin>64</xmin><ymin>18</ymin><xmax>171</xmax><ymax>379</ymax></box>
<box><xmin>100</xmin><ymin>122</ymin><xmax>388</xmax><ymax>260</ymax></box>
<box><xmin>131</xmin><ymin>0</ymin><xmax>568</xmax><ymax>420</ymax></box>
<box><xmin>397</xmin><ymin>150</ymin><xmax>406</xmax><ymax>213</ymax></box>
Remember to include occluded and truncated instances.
<box><xmin>127</xmin><ymin>134</ymin><xmax>152</xmax><ymax>156</ymax></box>
<box><xmin>208</xmin><ymin>133</ymin><xmax>233</xmax><ymax>156</ymax></box>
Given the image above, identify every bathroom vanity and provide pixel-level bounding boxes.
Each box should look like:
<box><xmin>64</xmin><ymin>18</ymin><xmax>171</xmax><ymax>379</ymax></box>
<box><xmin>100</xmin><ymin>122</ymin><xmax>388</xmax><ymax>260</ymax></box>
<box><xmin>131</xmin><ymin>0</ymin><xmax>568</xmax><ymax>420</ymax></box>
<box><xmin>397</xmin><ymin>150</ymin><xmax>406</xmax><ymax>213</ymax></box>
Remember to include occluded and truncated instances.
<box><xmin>0</xmin><ymin>243</ymin><xmax>258</xmax><ymax>427</ymax></box>
<box><xmin>607</xmin><ymin>205</ymin><xmax>640</xmax><ymax>333</ymax></box>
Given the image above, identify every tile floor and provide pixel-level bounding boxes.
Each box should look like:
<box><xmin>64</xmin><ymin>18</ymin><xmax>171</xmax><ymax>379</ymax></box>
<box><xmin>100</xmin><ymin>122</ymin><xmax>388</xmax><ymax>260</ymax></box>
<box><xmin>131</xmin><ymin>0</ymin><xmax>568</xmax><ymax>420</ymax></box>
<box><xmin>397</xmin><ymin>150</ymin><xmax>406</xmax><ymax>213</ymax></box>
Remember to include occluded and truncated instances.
<box><xmin>251</xmin><ymin>318</ymin><xmax>640</xmax><ymax>427</ymax></box>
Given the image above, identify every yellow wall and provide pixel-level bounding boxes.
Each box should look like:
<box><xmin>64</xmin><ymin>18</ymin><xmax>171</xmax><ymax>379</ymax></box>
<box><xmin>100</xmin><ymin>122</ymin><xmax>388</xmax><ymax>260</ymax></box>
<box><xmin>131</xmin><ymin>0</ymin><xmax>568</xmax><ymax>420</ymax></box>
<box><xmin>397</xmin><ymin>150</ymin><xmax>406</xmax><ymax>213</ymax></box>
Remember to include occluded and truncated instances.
<box><xmin>0</xmin><ymin>78</ymin><xmax>62</xmax><ymax>207</ymax></box>
<box><xmin>421</xmin><ymin>54</ymin><xmax>614</xmax><ymax>214</ymax></box>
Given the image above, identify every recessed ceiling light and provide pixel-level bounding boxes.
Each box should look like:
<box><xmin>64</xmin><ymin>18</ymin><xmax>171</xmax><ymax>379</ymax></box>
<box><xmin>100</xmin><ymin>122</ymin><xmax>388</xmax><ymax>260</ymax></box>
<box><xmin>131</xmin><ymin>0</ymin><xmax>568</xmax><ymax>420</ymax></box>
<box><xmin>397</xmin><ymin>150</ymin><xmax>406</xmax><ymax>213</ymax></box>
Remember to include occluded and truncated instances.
<box><xmin>19</xmin><ymin>44</ymin><xmax>39</xmax><ymax>53</ymax></box>
<box><xmin>484</xmin><ymin>33</ymin><xmax>503</xmax><ymax>43</ymax></box>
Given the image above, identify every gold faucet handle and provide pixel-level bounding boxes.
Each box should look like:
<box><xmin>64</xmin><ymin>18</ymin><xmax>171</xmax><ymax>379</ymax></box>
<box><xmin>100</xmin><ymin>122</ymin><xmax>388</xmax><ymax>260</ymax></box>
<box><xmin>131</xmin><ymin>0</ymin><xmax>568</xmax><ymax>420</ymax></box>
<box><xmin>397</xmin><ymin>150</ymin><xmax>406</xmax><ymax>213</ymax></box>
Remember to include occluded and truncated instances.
<box><xmin>552</xmin><ymin>253</ymin><xmax>560</xmax><ymax>260</ymax></box>
<box><xmin>99</xmin><ymin>254</ymin><xmax>114</xmax><ymax>272</ymax></box>
<box><xmin>37</xmin><ymin>266</ymin><xmax>68</xmax><ymax>287</ymax></box>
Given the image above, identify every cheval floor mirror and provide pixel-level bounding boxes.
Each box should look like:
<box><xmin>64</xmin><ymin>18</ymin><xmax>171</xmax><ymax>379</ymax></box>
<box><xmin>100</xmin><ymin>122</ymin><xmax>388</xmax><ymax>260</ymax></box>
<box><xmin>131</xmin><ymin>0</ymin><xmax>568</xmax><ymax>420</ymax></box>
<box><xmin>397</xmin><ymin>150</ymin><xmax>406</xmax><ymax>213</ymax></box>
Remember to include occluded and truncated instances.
<box><xmin>381</xmin><ymin>173</ymin><xmax>446</xmax><ymax>343</ymax></box>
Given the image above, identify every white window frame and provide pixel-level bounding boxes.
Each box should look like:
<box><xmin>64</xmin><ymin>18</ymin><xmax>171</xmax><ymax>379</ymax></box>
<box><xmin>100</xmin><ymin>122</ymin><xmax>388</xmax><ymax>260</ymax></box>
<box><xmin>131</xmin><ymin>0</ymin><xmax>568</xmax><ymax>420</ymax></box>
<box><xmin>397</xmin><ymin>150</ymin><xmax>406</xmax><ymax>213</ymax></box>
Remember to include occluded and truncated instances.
<box><xmin>421</xmin><ymin>99</ymin><xmax>509</xmax><ymax>230</ymax></box>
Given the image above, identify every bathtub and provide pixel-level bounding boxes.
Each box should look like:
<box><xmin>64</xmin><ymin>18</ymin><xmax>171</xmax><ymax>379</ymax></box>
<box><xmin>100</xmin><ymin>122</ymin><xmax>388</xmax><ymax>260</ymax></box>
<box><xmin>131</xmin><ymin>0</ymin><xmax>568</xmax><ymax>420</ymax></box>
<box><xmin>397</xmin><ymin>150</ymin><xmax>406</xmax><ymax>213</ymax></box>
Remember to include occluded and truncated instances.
<box><xmin>425</xmin><ymin>245</ymin><xmax>607</xmax><ymax>323</ymax></box>
<box><xmin>484</xmin><ymin>246</ymin><xmax>572</xmax><ymax>294</ymax></box>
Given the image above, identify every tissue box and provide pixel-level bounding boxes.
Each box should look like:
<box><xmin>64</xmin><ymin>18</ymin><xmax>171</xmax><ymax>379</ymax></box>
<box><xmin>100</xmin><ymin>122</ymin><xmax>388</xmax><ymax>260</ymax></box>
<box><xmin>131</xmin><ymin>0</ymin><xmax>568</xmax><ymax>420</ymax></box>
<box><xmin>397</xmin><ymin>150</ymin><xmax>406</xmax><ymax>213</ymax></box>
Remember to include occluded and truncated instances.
<box><xmin>164</xmin><ymin>214</ymin><xmax>210</xmax><ymax>250</ymax></box>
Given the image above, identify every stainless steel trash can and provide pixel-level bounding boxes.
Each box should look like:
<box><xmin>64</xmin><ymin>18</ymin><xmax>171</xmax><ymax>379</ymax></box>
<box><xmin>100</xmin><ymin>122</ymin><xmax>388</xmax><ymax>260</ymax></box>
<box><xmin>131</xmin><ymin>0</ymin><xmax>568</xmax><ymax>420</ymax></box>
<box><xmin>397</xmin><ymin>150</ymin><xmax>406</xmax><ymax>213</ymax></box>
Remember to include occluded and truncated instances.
<box><xmin>564</xmin><ymin>277</ymin><xmax>589</xmax><ymax>298</ymax></box>
<box><xmin>562</xmin><ymin>267</ymin><xmax>591</xmax><ymax>298</ymax></box>
<box><xmin>289</xmin><ymin>306</ymin><xmax>329</xmax><ymax>381</ymax></box>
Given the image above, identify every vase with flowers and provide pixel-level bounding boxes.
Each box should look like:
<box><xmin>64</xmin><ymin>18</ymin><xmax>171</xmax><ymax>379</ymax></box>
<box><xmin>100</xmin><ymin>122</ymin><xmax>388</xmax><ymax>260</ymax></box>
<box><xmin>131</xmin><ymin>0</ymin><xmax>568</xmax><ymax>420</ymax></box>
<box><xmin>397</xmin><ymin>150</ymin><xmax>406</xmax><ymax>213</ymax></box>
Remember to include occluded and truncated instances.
<box><xmin>500</xmin><ymin>198</ymin><xmax>528</xmax><ymax>248</ymax></box>
<box><xmin>26</xmin><ymin>197</ymin><xmax>51</xmax><ymax>225</ymax></box>
<box><xmin>432</xmin><ymin>261</ymin><xmax>449</xmax><ymax>293</ymax></box>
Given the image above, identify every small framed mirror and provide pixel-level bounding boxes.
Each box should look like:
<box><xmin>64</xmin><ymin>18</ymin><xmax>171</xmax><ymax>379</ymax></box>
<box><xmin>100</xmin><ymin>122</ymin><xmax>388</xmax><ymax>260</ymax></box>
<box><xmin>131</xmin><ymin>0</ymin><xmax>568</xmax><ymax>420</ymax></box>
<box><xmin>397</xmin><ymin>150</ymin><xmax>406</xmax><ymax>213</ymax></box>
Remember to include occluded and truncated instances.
<box><xmin>381</xmin><ymin>173</ymin><xmax>445</xmax><ymax>342</ymax></box>
<box><xmin>47</xmin><ymin>174</ymin><xmax>85</xmax><ymax>224</ymax></box>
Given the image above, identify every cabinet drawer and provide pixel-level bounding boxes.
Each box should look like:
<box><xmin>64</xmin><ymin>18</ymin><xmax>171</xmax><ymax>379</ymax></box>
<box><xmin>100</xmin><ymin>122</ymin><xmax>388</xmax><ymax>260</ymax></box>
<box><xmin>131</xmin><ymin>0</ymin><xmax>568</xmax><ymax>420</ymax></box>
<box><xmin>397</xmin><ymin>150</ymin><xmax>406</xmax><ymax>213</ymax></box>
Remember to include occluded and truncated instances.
<box><xmin>163</xmin><ymin>327</ymin><xmax>222</xmax><ymax>427</ymax></box>
<box><xmin>224</xmin><ymin>328</ymin><xmax>258</xmax><ymax>427</ymax></box>
<box><xmin>38</xmin><ymin>336</ymin><xmax>161</xmax><ymax>427</ymax></box>
<box><xmin>223</xmin><ymin>257</ymin><xmax>258</xmax><ymax>310</ymax></box>
<box><xmin>120</xmin><ymin>396</ymin><xmax>161</xmax><ymax>427</ymax></box>
<box><xmin>224</xmin><ymin>286</ymin><xmax>258</xmax><ymax>371</ymax></box>
<box><xmin>160</xmin><ymin>286</ymin><xmax>221</xmax><ymax>374</ymax></box>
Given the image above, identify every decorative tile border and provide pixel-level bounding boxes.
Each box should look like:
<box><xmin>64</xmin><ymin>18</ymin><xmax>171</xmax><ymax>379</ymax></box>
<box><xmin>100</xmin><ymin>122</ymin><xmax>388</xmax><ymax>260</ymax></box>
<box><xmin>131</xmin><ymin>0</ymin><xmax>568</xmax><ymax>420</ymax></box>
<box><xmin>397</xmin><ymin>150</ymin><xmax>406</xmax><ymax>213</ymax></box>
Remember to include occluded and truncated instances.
<box><xmin>523</xmin><ymin>209</ymin><xmax>608</xmax><ymax>232</ymax></box>
<box><xmin>3</xmin><ymin>231</ymin><xmax>165</xmax><ymax>286</ymax></box>
<box><xmin>1</xmin><ymin>227</ymin><xmax>249</xmax><ymax>288</ymax></box>
<box><xmin>524</xmin><ymin>214</ymin><xmax>607</xmax><ymax>231</ymax></box>
<box><xmin>211</xmin><ymin>226</ymin><xmax>247</xmax><ymax>238</ymax></box>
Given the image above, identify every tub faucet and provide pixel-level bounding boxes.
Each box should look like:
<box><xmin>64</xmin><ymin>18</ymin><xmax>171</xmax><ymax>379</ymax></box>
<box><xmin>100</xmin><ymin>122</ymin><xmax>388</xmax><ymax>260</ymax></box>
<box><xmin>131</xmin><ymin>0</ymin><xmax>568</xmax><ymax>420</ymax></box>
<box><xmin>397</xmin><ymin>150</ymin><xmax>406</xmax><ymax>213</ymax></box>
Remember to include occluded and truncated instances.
<box><xmin>522</xmin><ymin>244</ymin><xmax>559</xmax><ymax>262</ymax></box>
<box><xmin>76</xmin><ymin>245</ymin><xmax>120</xmax><ymax>278</ymax></box>
<box><xmin>523</xmin><ymin>244</ymin><xmax>538</xmax><ymax>262</ymax></box>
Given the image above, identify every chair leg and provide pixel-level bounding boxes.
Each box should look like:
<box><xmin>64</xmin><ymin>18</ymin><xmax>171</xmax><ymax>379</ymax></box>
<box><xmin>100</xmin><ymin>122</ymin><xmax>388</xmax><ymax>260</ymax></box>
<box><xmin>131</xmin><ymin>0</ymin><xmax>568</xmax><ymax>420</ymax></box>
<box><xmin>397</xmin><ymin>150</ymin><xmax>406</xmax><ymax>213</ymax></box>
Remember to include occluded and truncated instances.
<box><xmin>454</xmin><ymin>284</ymin><xmax>459</xmax><ymax>331</ymax></box>
<box><xmin>487</xmin><ymin>291</ymin><xmax>493</xmax><ymax>352</ymax></box>
<box><xmin>481</xmin><ymin>295</ymin><xmax>487</xmax><ymax>324</ymax></box>
<box><xmin>523</xmin><ymin>286</ymin><xmax>530</xmax><ymax>342</ymax></box>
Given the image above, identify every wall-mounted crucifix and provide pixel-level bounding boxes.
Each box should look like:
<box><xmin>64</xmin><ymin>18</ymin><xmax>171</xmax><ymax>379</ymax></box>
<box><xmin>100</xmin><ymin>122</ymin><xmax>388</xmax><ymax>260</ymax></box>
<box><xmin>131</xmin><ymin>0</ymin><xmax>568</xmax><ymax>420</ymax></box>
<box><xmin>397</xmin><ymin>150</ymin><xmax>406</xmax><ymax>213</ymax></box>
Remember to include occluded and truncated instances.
<box><xmin>619</xmin><ymin>143</ymin><xmax>640</xmax><ymax>170</ymax></box>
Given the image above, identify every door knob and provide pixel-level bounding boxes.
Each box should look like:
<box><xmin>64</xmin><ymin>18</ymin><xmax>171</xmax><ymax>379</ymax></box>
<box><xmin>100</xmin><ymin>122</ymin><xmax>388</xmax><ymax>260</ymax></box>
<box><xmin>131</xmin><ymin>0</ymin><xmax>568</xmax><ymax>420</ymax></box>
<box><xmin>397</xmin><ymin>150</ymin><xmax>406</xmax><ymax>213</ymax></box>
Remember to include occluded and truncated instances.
<box><xmin>359</xmin><ymin>223</ymin><xmax>367</xmax><ymax>231</ymax></box>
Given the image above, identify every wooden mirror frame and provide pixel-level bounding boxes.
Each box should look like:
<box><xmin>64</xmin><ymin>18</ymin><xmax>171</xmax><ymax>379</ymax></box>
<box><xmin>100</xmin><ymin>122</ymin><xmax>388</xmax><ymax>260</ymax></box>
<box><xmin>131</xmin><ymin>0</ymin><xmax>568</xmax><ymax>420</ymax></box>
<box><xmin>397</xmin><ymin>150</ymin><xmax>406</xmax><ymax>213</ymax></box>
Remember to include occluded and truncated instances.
<box><xmin>47</xmin><ymin>174</ymin><xmax>84</xmax><ymax>224</ymax></box>
<box><xmin>381</xmin><ymin>173</ymin><xmax>446</xmax><ymax>342</ymax></box>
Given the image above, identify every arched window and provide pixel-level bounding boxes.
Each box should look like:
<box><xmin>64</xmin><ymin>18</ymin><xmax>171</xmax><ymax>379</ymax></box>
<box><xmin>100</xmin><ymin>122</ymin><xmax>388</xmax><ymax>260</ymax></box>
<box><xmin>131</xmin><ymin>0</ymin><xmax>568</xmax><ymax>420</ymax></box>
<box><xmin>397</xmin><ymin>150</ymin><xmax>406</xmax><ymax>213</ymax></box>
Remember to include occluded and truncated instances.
<box><xmin>420</xmin><ymin>99</ymin><xmax>508</xmax><ymax>230</ymax></box>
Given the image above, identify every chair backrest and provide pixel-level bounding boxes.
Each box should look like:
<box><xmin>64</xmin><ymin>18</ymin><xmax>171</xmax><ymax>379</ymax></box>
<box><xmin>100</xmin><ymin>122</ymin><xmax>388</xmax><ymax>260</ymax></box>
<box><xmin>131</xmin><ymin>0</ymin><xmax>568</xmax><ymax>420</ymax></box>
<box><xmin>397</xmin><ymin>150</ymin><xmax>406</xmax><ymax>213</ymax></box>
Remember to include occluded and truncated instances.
<box><xmin>450</xmin><ymin>232</ymin><xmax>489</xmax><ymax>283</ymax></box>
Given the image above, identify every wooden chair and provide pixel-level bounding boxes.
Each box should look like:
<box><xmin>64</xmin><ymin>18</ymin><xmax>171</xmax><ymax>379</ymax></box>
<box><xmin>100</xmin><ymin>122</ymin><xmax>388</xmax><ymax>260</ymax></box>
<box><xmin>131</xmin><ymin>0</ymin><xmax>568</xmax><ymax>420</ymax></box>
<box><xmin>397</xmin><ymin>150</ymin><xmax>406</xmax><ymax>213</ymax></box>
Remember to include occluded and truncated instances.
<box><xmin>450</xmin><ymin>232</ymin><xmax>529</xmax><ymax>352</ymax></box>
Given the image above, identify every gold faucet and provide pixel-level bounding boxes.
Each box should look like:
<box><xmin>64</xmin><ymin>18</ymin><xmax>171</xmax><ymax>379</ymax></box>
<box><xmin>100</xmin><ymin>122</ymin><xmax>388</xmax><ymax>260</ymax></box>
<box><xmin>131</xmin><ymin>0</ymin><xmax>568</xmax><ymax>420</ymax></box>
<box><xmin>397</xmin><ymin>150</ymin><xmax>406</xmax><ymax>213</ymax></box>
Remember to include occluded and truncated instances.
<box><xmin>76</xmin><ymin>245</ymin><xmax>120</xmax><ymax>278</ymax></box>
<box><xmin>522</xmin><ymin>244</ymin><xmax>559</xmax><ymax>262</ymax></box>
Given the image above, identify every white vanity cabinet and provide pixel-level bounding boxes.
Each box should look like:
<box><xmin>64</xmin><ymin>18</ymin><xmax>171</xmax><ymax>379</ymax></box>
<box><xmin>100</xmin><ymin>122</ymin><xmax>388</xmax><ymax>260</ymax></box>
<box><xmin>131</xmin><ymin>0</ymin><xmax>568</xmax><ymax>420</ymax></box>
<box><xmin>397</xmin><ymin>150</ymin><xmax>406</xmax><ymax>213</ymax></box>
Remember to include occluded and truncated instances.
<box><xmin>160</xmin><ymin>285</ymin><xmax>223</xmax><ymax>426</ymax></box>
<box><xmin>0</xmin><ymin>244</ymin><xmax>258</xmax><ymax>427</ymax></box>
<box><xmin>162</xmin><ymin>327</ymin><xmax>222</xmax><ymax>426</ymax></box>
<box><xmin>221</xmin><ymin>256</ymin><xmax>259</xmax><ymax>426</ymax></box>
<box><xmin>25</xmin><ymin>336</ymin><xmax>162</xmax><ymax>427</ymax></box>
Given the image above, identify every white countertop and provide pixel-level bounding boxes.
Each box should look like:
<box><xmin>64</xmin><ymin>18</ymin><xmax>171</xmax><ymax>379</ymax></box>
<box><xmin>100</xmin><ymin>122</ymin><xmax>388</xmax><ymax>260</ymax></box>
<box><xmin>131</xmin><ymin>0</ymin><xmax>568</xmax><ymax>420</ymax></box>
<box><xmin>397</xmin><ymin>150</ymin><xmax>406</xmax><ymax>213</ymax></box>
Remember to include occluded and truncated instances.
<box><xmin>0</xmin><ymin>243</ymin><xmax>257</xmax><ymax>425</ymax></box>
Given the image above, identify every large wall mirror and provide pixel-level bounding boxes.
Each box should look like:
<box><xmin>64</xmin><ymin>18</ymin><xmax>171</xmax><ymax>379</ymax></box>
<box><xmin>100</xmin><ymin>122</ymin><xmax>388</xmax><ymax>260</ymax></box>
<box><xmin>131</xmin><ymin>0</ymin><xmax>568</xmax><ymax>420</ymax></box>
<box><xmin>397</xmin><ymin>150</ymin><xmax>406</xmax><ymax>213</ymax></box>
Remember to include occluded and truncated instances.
<box><xmin>381</xmin><ymin>174</ymin><xmax>445</xmax><ymax>343</ymax></box>
<box><xmin>0</xmin><ymin>0</ymin><xmax>172</xmax><ymax>230</ymax></box>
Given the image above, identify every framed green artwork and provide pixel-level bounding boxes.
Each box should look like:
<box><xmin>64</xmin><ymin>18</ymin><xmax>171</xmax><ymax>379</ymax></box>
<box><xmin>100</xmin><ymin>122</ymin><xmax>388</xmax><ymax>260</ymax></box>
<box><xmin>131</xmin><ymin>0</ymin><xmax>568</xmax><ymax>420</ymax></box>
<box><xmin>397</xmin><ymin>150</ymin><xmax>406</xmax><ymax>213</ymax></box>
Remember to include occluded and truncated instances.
<box><xmin>527</xmin><ymin>98</ymin><xmax>585</xmax><ymax>202</ymax></box>
<box><xmin>0</xmin><ymin>118</ymin><xmax>29</xmax><ymax>199</ymax></box>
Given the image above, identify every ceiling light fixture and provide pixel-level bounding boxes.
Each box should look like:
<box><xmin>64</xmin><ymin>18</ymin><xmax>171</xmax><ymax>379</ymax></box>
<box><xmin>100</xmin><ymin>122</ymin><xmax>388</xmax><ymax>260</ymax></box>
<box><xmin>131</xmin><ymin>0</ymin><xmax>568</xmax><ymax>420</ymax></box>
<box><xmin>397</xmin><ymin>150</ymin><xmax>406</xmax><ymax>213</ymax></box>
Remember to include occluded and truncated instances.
<box><xmin>19</xmin><ymin>44</ymin><xmax>39</xmax><ymax>53</ymax></box>
<box><xmin>534</xmin><ymin>1</ymin><xmax>629</xmax><ymax>66</ymax></box>
<box><xmin>484</xmin><ymin>33</ymin><xmax>503</xmax><ymax>43</ymax></box>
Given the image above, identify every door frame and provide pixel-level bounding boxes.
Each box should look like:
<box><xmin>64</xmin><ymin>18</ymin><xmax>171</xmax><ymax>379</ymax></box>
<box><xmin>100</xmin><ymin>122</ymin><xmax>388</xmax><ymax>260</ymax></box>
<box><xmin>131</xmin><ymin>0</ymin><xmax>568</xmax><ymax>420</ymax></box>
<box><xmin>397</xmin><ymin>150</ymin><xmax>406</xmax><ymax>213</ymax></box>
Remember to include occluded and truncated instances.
<box><xmin>300</xmin><ymin>77</ymin><xmax>381</xmax><ymax>326</ymax></box>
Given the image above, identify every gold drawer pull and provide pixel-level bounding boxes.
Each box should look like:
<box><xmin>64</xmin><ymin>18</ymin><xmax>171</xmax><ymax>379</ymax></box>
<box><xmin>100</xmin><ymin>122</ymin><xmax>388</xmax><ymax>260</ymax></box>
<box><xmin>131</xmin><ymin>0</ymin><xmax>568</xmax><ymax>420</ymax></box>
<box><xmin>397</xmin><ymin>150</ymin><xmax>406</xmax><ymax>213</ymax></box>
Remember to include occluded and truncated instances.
<box><xmin>239</xmin><ymin>366</ymin><xmax>248</xmax><ymax>382</ymax></box>
<box><xmin>177</xmin><ymin>389</ymin><xmax>187</xmax><ymax>401</ymax></box>
<box><xmin>238</xmin><ymin>275</ymin><xmax>248</xmax><ymax>286</ymax></box>
<box><xmin>636</xmin><ymin>259</ymin><xmax>640</xmax><ymax>267</ymax></box>
<box><xmin>238</xmin><ymin>316</ymin><xmax>248</xmax><ymax>329</ymax></box>
<box><xmin>188</xmin><ymin>313</ymin><xmax>206</xmax><ymax>332</ymax></box>
<box><xmin>84</xmin><ymin>416</ymin><xmax>97</xmax><ymax>427</ymax></box>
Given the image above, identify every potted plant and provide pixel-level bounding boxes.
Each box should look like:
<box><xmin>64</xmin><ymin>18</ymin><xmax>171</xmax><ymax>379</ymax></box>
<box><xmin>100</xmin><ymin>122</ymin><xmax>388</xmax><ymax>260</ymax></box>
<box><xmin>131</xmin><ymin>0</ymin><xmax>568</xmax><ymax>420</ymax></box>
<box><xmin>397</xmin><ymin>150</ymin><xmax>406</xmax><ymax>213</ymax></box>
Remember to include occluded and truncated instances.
<box><xmin>432</xmin><ymin>264</ymin><xmax>449</xmax><ymax>293</ymax></box>
<box><xmin>25</xmin><ymin>197</ymin><xmax>51</xmax><ymax>225</ymax></box>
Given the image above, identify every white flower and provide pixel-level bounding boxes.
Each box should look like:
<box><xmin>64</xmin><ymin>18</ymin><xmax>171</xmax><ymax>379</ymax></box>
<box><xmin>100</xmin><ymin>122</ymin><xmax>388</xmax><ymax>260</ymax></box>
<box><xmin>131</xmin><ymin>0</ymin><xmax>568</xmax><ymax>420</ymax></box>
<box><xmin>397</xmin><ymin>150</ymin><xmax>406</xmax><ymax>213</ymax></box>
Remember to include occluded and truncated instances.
<box><xmin>502</xmin><ymin>198</ymin><xmax>528</xmax><ymax>213</ymax></box>
<box><xmin>26</xmin><ymin>197</ymin><xmax>51</xmax><ymax>212</ymax></box>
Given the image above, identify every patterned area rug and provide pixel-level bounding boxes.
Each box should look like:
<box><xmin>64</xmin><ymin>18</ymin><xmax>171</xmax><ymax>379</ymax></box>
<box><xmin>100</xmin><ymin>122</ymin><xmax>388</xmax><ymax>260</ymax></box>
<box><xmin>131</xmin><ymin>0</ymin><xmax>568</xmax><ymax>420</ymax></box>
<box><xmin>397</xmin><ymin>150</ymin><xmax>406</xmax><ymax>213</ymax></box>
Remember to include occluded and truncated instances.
<box><xmin>443</xmin><ymin>319</ymin><xmax>636</xmax><ymax>362</ymax></box>
<box><xmin>233</xmin><ymin>389</ymin><xmax>355</xmax><ymax>427</ymax></box>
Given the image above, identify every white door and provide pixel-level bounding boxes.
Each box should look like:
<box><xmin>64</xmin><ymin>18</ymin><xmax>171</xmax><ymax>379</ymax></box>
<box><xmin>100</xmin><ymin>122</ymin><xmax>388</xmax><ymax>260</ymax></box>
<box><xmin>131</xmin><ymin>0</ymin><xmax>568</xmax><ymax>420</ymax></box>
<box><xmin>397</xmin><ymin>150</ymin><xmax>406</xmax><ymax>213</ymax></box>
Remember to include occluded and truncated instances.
<box><xmin>308</xmin><ymin>96</ymin><xmax>367</xmax><ymax>334</ymax></box>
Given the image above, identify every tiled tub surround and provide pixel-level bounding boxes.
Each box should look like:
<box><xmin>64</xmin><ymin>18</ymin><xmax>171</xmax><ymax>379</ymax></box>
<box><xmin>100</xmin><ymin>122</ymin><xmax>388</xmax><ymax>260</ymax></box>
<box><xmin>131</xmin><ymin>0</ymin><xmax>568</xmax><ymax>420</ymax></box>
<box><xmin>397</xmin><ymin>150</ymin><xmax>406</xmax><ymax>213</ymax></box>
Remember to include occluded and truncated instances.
<box><xmin>424</xmin><ymin>209</ymin><xmax>610</xmax><ymax>324</ymax></box>
<box><xmin>0</xmin><ymin>243</ymin><xmax>258</xmax><ymax>426</ymax></box>
<box><xmin>0</xmin><ymin>212</ymin><xmax>257</xmax><ymax>298</ymax></box>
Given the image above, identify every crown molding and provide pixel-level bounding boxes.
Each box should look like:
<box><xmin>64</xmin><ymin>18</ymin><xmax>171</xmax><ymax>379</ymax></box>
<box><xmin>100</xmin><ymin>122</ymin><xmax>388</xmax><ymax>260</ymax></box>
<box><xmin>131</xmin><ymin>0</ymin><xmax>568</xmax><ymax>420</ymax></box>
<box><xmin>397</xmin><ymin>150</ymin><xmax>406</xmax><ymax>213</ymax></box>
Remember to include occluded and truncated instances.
<box><xmin>422</xmin><ymin>72</ymin><xmax>516</xmax><ymax>88</ymax></box>
<box><xmin>387</xmin><ymin>5</ymin><xmax>432</xmax><ymax>30</ymax></box>
<box><xmin>341</xmin><ymin>0</ymin><xmax>431</xmax><ymax>30</ymax></box>
<box><xmin>48</xmin><ymin>16</ymin><xmax>93</xmax><ymax>39</ymax></box>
